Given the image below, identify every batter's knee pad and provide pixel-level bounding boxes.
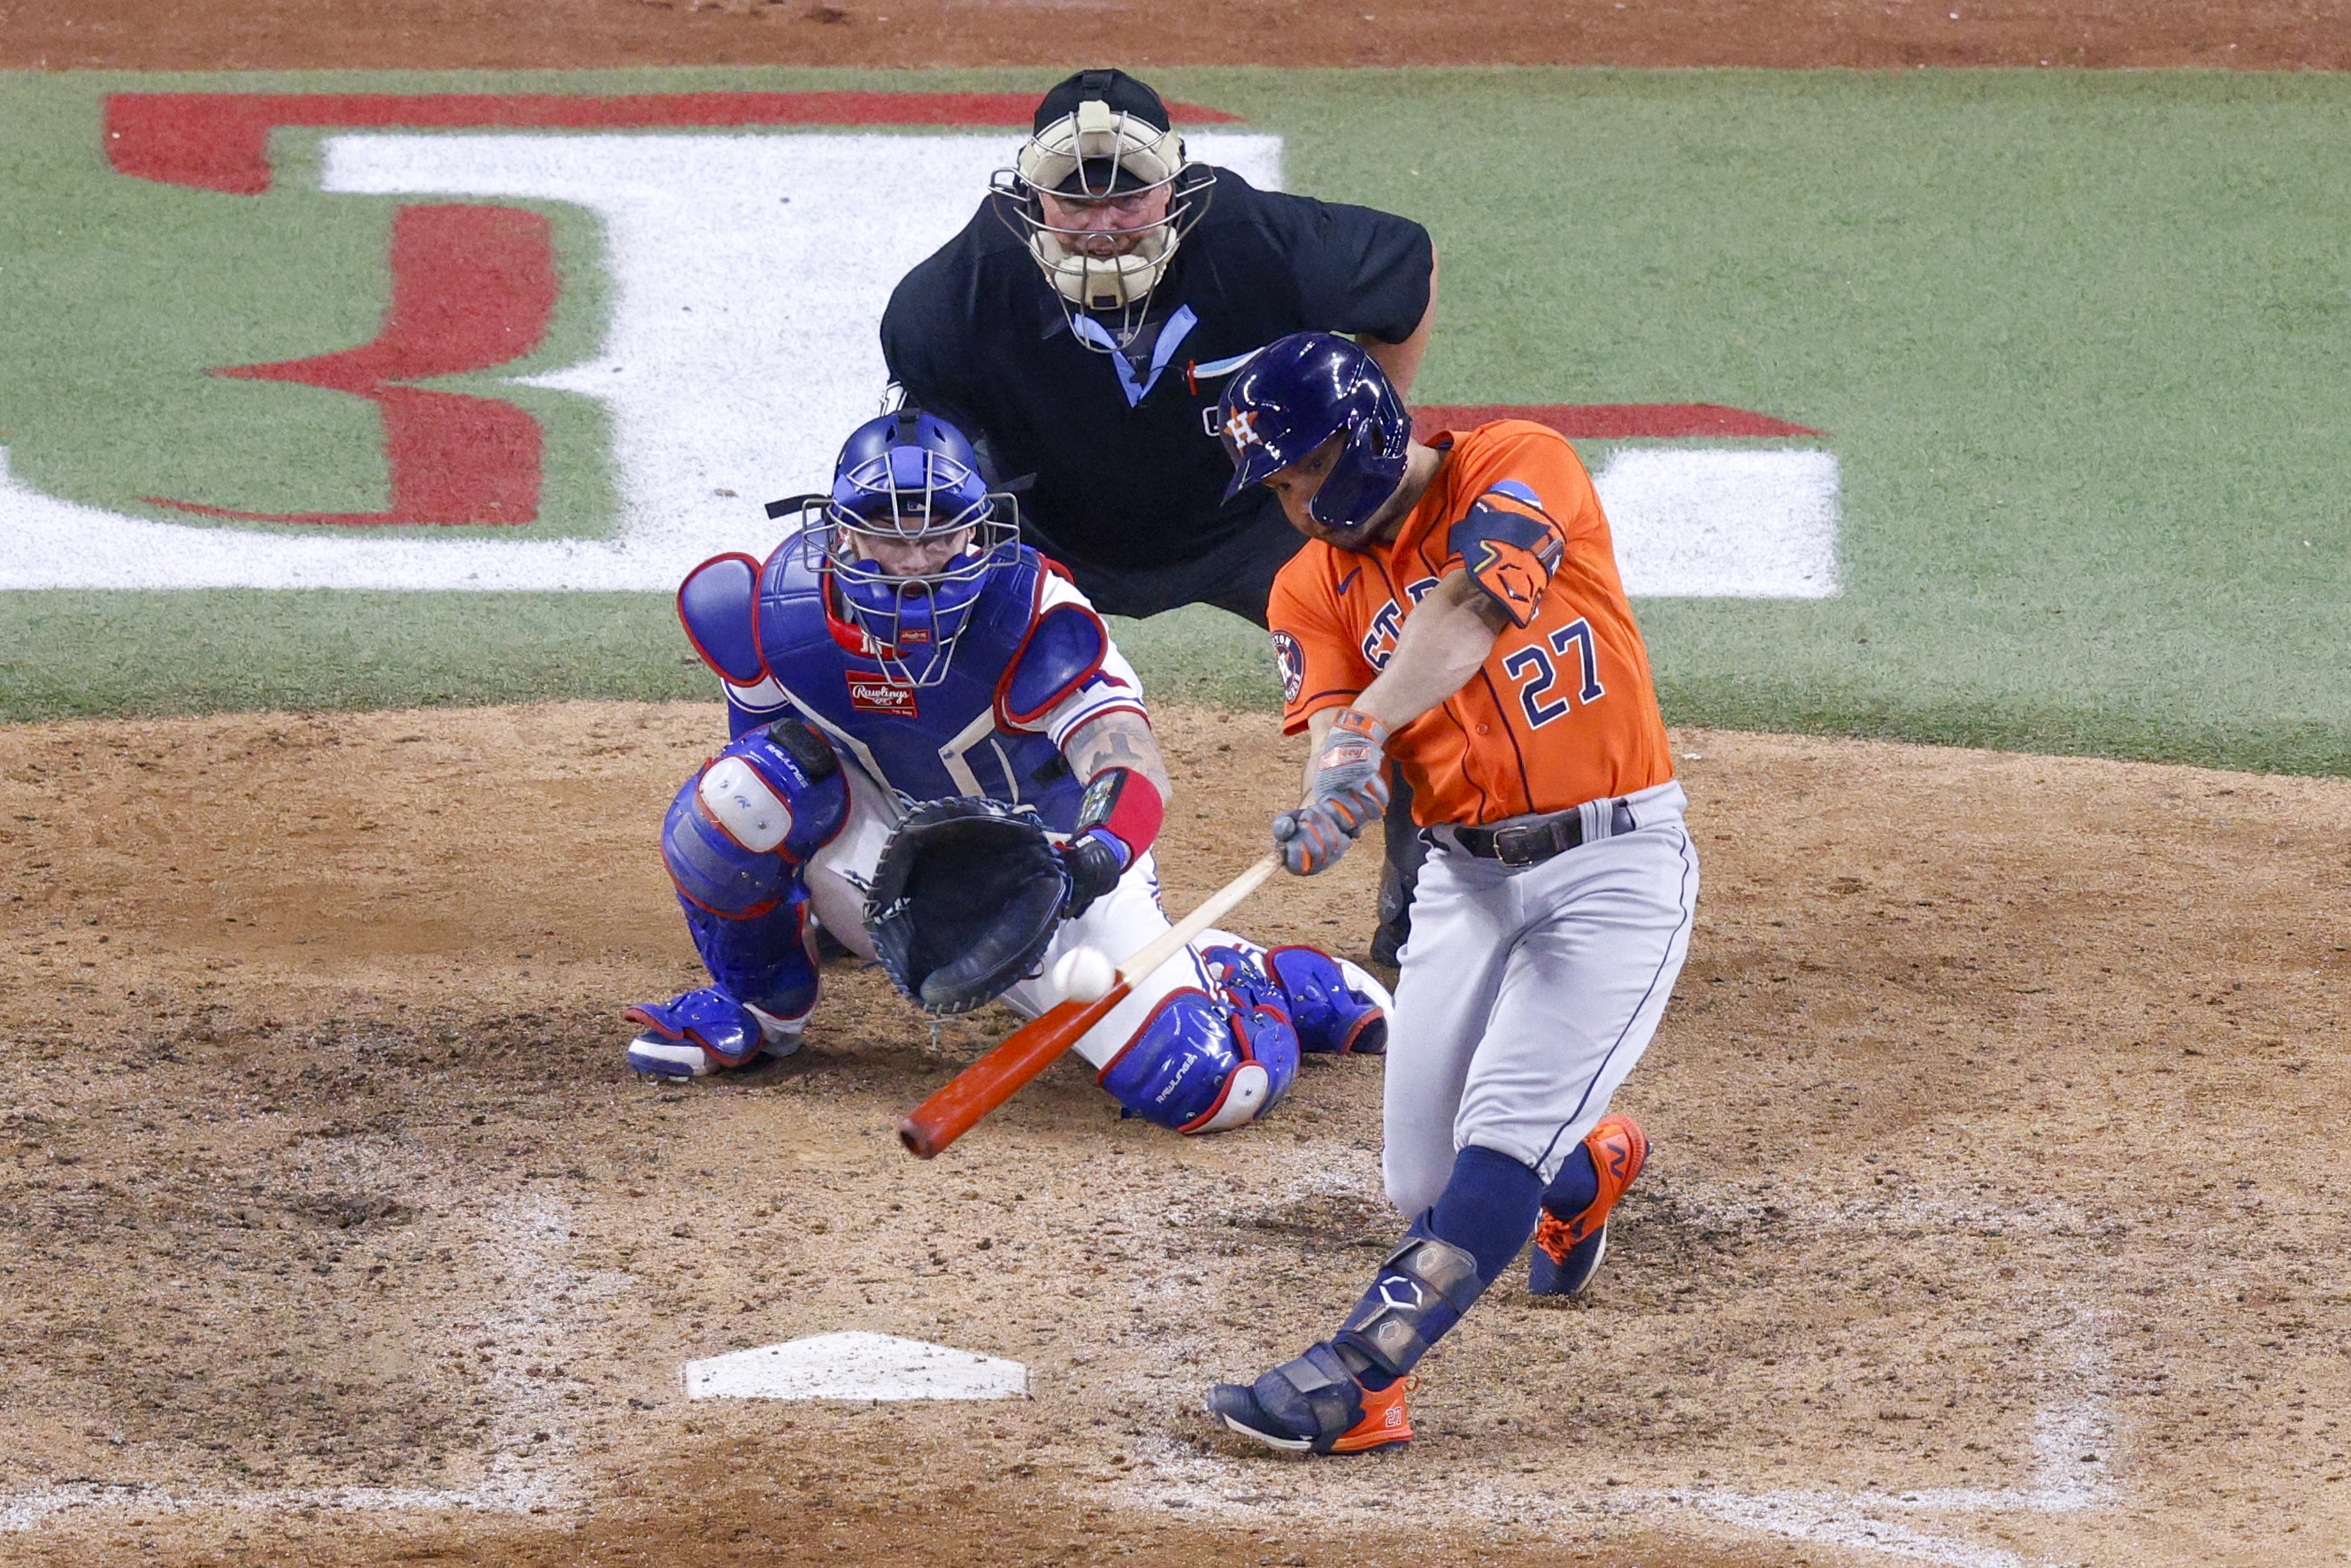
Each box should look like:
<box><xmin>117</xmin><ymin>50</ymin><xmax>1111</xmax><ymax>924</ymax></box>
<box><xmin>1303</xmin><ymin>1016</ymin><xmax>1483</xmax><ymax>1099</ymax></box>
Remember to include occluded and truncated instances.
<box><xmin>659</xmin><ymin>719</ymin><xmax>848</xmax><ymax>919</ymax></box>
<box><xmin>1096</xmin><ymin>987</ymin><xmax>1300</xmax><ymax>1134</ymax></box>
<box><xmin>1263</xmin><ymin>945</ymin><xmax>1390</xmax><ymax>1056</ymax></box>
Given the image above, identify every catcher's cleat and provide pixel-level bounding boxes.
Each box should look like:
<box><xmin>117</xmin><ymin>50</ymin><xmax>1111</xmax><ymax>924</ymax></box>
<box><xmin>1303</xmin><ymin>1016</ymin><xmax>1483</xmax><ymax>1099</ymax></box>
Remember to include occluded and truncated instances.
<box><xmin>623</xmin><ymin>988</ymin><xmax>804</xmax><ymax>1080</ymax></box>
<box><xmin>1204</xmin><ymin>1343</ymin><xmax>1415</xmax><ymax>1457</ymax></box>
<box><xmin>1529</xmin><ymin>1113</ymin><xmax>1648</xmax><ymax>1297</ymax></box>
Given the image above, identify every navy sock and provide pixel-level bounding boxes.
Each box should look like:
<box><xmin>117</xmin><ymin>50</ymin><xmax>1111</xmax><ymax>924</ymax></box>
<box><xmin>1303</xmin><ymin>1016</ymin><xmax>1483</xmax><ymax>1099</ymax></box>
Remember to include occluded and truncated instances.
<box><xmin>1541</xmin><ymin>1142</ymin><xmax>1600</xmax><ymax>1220</ymax></box>
<box><xmin>1430</xmin><ymin>1145</ymin><xmax>1548</xmax><ymax>1280</ymax></box>
<box><xmin>1346</xmin><ymin>1146</ymin><xmax>1544</xmax><ymax>1389</ymax></box>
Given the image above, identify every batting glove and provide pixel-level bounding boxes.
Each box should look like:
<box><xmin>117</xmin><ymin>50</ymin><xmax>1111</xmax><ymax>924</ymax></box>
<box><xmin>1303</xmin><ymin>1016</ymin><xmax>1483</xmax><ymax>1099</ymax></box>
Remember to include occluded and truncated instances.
<box><xmin>1304</xmin><ymin>708</ymin><xmax>1391</xmax><ymax>834</ymax></box>
<box><xmin>1056</xmin><ymin>830</ymin><xmax>1127</xmax><ymax>921</ymax></box>
<box><xmin>1272</xmin><ymin>801</ymin><xmax>1359</xmax><ymax>877</ymax></box>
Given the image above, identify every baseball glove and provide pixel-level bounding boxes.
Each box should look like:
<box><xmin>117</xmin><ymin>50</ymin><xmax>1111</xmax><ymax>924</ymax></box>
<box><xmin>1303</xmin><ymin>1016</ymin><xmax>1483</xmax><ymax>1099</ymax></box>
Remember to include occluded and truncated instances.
<box><xmin>864</xmin><ymin>797</ymin><xmax>1071</xmax><ymax>1014</ymax></box>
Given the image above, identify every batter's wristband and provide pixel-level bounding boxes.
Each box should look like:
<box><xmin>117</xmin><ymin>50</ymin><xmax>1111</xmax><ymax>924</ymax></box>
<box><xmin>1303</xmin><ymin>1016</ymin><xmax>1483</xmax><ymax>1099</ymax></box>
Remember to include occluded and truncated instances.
<box><xmin>1330</xmin><ymin>708</ymin><xmax>1389</xmax><ymax>750</ymax></box>
<box><xmin>1074</xmin><ymin>766</ymin><xmax>1164</xmax><ymax>863</ymax></box>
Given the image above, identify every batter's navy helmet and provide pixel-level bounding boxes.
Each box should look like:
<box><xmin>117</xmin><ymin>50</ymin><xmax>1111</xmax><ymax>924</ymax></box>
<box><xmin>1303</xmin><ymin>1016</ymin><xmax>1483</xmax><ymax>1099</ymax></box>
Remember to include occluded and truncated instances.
<box><xmin>1217</xmin><ymin>333</ymin><xmax>1412</xmax><ymax>545</ymax></box>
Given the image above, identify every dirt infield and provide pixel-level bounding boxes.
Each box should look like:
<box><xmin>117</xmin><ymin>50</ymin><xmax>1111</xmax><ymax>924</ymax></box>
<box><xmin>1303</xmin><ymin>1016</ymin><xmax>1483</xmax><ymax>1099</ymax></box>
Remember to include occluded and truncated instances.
<box><xmin>2</xmin><ymin>700</ymin><xmax>2345</xmax><ymax>1566</ymax></box>
<box><xmin>4</xmin><ymin>0</ymin><xmax>2345</xmax><ymax>73</ymax></box>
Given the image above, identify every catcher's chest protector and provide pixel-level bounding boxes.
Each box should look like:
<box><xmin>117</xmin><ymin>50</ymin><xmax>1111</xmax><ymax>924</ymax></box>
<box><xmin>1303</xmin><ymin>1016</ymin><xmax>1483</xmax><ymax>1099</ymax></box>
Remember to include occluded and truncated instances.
<box><xmin>696</xmin><ymin>543</ymin><xmax>1095</xmax><ymax>832</ymax></box>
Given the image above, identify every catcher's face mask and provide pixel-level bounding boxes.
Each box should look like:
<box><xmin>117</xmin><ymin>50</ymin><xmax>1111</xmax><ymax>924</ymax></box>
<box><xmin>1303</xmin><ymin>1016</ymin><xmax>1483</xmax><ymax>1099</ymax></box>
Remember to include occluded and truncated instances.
<box><xmin>810</xmin><ymin>412</ymin><xmax>1017</xmax><ymax>688</ymax></box>
<box><xmin>991</xmin><ymin>97</ymin><xmax>1211</xmax><ymax>342</ymax></box>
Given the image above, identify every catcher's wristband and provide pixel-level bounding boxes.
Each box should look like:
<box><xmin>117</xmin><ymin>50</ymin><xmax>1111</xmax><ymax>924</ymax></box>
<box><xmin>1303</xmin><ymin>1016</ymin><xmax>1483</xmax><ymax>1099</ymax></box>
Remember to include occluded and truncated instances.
<box><xmin>1072</xmin><ymin>766</ymin><xmax>1164</xmax><ymax>866</ymax></box>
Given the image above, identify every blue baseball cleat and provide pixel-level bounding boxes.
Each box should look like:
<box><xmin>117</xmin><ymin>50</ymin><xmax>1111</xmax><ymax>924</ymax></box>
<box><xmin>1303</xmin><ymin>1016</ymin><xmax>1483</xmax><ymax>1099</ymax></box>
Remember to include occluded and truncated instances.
<box><xmin>623</xmin><ymin>988</ymin><xmax>805</xmax><ymax>1080</ymax></box>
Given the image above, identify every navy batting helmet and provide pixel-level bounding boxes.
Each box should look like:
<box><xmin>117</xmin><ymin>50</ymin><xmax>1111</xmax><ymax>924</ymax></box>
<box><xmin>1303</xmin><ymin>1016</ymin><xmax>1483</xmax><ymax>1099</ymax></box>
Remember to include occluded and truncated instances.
<box><xmin>1217</xmin><ymin>333</ymin><xmax>1411</xmax><ymax>545</ymax></box>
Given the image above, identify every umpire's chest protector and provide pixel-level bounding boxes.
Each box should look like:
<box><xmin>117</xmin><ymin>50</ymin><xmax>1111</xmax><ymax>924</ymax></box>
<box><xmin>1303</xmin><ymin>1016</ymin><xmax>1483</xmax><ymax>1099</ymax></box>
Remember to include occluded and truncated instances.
<box><xmin>680</xmin><ymin>541</ymin><xmax>1098</xmax><ymax>832</ymax></box>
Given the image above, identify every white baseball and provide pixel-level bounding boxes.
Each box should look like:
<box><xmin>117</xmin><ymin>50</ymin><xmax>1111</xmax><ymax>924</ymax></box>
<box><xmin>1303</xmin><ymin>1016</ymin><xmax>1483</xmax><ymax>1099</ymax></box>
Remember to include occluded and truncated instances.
<box><xmin>1049</xmin><ymin>945</ymin><xmax>1118</xmax><ymax>1003</ymax></box>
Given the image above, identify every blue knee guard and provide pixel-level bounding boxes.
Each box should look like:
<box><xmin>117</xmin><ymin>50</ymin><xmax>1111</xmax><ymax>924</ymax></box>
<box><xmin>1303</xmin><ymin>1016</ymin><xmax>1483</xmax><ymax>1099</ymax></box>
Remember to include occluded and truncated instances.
<box><xmin>639</xmin><ymin>719</ymin><xmax>845</xmax><ymax>1068</ymax></box>
<box><xmin>660</xmin><ymin>719</ymin><xmax>849</xmax><ymax>918</ymax></box>
<box><xmin>1097</xmin><ymin>986</ymin><xmax>1300</xmax><ymax>1134</ymax></box>
<box><xmin>1264</xmin><ymin>945</ymin><xmax>1389</xmax><ymax>1055</ymax></box>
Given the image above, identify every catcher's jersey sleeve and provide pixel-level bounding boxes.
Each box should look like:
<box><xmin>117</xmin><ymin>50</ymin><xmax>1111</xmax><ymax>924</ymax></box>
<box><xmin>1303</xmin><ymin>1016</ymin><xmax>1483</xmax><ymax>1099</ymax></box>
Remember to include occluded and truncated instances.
<box><xmin>1026</xmin><ymin>573</ymin><xmax>1149</xmax><ymax>749</ymax></box>
<box><xmin>1267</xmin><ymin>421</ymin><xmax>1674</xmax><ymax>826</ymax></box>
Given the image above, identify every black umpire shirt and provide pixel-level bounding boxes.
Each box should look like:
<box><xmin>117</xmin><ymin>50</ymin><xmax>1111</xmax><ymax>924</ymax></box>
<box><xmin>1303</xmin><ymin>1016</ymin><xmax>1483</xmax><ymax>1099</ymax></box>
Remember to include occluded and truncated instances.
<box><xmin>880</xmin><ymin>169</ymin><xmax>1433</xmax><ymax>573</ymax></box>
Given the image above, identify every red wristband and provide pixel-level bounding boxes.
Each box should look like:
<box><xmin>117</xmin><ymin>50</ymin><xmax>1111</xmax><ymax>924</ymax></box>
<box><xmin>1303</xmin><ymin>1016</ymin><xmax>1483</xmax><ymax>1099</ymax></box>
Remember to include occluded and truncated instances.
<box><xmin>1075</xmin><ymin>766</ymin><xmax>1164</xmax><ymax>861</ymax></box>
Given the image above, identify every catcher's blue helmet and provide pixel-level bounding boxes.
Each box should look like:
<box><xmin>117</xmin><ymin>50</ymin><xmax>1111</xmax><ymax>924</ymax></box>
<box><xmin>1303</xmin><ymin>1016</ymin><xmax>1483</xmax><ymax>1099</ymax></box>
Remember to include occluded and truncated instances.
<box><xmin>1217</xmin><ymin>332</ymin><xmax>1411</xmax><ymax>545</ymax></box>
<box><xmin>811</xmin><ymin>410</ymin><xmax>1017</xmax><ymax>688</ymax></box>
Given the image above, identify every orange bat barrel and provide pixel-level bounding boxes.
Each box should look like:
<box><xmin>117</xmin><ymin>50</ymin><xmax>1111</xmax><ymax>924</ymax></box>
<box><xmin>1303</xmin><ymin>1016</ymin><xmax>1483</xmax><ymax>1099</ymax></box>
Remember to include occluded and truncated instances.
<box><xmin>896</xmin><ymin>984</ymin><xmax>1130</xmax><ymax>1159</ymax></box>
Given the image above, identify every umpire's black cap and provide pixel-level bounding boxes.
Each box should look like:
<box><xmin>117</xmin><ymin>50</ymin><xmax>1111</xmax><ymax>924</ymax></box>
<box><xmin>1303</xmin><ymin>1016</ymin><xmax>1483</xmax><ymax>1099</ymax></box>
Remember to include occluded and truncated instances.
<box><xmin>1032</xmin><ymin>69</ymin><xmax>1171</xmax><ymax>135</ymax></box>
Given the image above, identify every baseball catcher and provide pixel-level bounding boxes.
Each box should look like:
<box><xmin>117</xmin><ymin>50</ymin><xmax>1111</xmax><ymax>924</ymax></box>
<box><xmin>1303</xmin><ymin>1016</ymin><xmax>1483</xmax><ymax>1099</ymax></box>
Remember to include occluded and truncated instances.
<box><xmin>623</xmin><ymin>410</ymin><xmax>1390</xmax><ymax>1136</ymax></box>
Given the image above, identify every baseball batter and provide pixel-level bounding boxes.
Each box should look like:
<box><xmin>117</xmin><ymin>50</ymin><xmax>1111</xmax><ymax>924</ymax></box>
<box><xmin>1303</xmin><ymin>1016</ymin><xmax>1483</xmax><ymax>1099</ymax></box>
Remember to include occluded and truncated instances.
<box><xmin>1202</xmin><ymin>334</ymin><xmax>1699</xmax><ymax>1453</ymax></box>
<box><xmin>624</xmin><ymin>409</ymin><xmax>1391</xmax><ymax>1138</ymax></box>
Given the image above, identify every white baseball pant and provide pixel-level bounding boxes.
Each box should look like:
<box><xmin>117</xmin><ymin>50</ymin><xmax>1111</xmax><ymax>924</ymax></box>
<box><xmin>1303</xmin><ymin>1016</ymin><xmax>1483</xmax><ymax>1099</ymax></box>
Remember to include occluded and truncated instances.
<box><xmin>1380</xmin><ymin>778</ymin><xmax>1699</xmax><ymax>1218</ymax></box>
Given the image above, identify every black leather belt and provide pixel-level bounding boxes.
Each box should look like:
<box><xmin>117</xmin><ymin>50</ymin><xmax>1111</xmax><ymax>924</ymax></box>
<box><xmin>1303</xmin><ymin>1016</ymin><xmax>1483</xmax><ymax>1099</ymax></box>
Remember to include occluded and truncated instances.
<box><xmin>1446</xmin><ymin>801</ymin><xmax>1637</xmax><ymax>867</ymax></box>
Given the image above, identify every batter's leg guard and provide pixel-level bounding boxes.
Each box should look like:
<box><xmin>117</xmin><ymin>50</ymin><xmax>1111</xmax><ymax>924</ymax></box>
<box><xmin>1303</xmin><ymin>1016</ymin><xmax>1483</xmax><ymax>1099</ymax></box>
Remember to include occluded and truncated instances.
<box><xmin>1205</xmin><ymin>1341</ymin><xmax>1415</xmax><ymax>1457</ymax></box>
<box><xmin>1529</xmin><ymin>1114</ymin><xmax>1649</xmax><ymax>1297</ymax></box>
<box><xmin>1095</xmin><ymin>983</ymin><xmax>1300</xmax><ymax>1134</ymax></box>
<box><xmin>1333</xmin><ymin>1230</ymin><xmax>1487</xmax><ymax>1381</ymax></box>
<box><xmin>1262</xmin><ymin>946</ymin><xmax>1390</xmax><ymax>1056</ymax></box>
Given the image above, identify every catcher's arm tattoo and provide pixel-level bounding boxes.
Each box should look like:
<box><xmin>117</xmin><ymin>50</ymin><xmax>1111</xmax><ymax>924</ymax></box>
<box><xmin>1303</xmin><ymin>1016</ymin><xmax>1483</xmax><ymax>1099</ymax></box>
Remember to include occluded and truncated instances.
<box><xmin>1063</xmin><ymin>711</ymin><xmax>1175</xmax><ymax>807</ymax></box>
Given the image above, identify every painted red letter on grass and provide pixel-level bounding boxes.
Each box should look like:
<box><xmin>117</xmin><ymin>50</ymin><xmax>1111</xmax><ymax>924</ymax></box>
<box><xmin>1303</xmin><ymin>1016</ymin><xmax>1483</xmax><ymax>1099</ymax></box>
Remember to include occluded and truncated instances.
<box><xmin>150</xmin><ymin>204</ymin><xmax>556</xmax><ymax>527</ymax></box>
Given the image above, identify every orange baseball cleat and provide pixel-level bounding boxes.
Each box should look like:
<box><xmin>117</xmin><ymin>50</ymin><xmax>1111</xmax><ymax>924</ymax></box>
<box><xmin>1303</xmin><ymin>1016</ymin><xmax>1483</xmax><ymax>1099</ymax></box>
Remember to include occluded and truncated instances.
<box><xmin>1205</xmin><ymin>1342</ymin><xmax>1417</xmax><ymax>1457</ymax></box>
<box><xmin>1529</xmin><ymin>1113</ymin><xmax>1648</xmax><ymax>1296</ymax></box>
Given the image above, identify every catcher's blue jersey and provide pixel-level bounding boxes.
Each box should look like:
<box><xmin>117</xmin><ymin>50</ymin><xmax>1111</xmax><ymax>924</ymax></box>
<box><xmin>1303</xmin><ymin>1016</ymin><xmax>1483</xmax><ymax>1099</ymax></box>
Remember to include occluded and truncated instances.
<box><xmin>675</xmin><ymin>534</ymin><xmax>1144</xmax><ymax>834</ymax></box>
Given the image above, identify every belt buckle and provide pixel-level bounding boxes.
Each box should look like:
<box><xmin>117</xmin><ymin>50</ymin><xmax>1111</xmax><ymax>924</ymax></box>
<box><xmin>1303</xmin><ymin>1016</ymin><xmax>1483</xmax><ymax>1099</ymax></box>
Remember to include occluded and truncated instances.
<box><xmin>1489</xmin><ymin>822</ymin><xmax>1550</xmax><ymax>866</ymax></box>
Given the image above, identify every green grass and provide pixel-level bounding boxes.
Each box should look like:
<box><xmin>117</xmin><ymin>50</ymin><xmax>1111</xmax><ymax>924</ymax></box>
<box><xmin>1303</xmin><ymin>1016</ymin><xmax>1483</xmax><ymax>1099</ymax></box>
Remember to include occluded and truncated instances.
<box><xmin>1</xmin><ymin>67</ymin><xmax>2347</xmax><ymax>773</ymax></box>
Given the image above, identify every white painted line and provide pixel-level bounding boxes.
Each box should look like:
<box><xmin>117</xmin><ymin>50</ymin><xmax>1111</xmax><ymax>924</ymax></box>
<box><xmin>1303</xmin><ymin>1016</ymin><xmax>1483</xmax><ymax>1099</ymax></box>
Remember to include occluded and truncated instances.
<box><xmin>0</xmin><ymin>131</ymin><xmax>1279</xmax><ymax>592</ymax></box>
<box><xmin>683</xmin><ymin>1331</ymin><xmax>1027</xmax><ymax>1402</ymax></box>
<box><xmin>1598</xmin><ymin>447</ymin><xmax>1843</xmax><ymax>599</ymax></box>
<box><xmin>0</xmin><ymin>130</ymin><xmax>1842</xmax><ymax>601</ymax></box>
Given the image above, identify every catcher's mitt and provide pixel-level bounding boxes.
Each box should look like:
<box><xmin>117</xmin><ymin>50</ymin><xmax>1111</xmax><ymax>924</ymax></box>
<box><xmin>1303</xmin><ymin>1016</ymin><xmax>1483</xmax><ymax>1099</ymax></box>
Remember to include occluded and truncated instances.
<box><xmin>864</xmin><ymin>797</ymin><xmax>1071</xmax><ymax>1014</ymax></box>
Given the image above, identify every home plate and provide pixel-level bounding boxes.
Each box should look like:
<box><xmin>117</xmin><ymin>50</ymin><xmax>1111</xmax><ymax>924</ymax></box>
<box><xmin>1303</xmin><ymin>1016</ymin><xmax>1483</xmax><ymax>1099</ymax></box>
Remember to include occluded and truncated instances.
<box><xmin>681</xmin><ymin>1332</ymin><xmax>1028</xmax><ymax>1402</ymax></box>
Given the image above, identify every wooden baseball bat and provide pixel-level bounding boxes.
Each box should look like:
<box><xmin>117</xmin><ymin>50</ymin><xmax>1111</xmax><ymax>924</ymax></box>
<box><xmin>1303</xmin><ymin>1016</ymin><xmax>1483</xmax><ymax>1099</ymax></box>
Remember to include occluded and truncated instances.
<box><xmin>897</xmin><ymin>851</ymin><xmax>1281</xmax><ymax>1159</ymax></box>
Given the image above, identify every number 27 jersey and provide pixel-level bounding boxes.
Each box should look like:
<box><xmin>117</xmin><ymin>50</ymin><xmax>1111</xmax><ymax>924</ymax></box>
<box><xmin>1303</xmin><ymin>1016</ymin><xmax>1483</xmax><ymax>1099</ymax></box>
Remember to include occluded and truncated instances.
<box><xmin>1266</xmin><ymin>420</ymin><xmax>1675</xmax><ymax>827</ymax></box>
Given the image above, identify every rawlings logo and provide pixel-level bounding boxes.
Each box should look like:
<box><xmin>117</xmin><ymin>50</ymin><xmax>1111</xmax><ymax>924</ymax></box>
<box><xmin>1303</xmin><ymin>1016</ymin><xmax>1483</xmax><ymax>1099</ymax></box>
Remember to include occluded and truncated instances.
<box><xmin>847</xmin><ymin>676</ymin><xmax>918</xmax><ymax>717</ymax></box>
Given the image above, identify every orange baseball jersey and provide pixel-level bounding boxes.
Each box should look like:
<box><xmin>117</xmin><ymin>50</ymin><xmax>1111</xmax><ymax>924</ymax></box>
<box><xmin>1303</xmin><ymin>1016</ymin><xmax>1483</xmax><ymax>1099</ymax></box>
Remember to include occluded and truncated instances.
<box><xmin>1266</xmin><ymin>420</ymin><xmax>1674</xmax><ymax>827</ymax></box>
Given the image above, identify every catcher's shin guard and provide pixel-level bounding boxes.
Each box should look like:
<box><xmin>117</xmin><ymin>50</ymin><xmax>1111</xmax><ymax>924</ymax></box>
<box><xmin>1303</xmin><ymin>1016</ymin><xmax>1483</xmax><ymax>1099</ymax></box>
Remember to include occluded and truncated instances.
<box><xmin>1205</xmin><ymin>1341</ymin><xmax>1414</xmax><ymax>1457</ymax></box>
<box><xmin>1529</xmin><ymin>1114</ymin><xmax>1648</xmax><ymax>1297</ymax></box>
<box><xmin>1095</xmin><ymin>983</ymin><xmax>1298</xmax><ymax>1134</ymax></box>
